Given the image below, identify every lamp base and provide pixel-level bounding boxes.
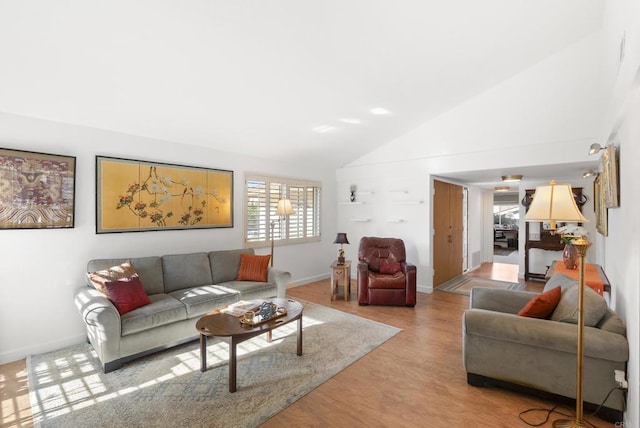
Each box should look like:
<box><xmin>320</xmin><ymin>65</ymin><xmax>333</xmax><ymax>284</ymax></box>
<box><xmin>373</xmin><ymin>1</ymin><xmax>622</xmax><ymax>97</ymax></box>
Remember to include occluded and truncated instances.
<box><xmin>337</xmin><ymin>256</ymin><xmax>345</xmax><ymax>265</ymax></box>
<box><xmin>553</xmin><ymin>418</ymin><xmax>589</xmax><ymax>427</ymax></box>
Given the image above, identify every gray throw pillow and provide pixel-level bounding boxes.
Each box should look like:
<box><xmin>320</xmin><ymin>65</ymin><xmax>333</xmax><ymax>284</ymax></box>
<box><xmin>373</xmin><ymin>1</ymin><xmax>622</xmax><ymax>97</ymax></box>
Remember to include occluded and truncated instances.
<box><xmin>550</xmin><ymin>283</ymin><xmax>608</xmax><ymax>326</ymax></box>
<box><xmin>543</xmin><ymin>273</ymin><xmax>578</xmax><ymax>293</ymax></box>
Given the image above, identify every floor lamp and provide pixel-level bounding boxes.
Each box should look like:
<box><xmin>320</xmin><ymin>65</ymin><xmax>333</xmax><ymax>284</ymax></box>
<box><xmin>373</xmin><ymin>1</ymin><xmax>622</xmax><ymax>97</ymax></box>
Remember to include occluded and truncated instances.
<box><xmin>270</xmin><ymin>199</ymin><xmax>294</xmax><ymax>267</ymax></box>
<box><xmin>525</xmin><ymin>180</ymin><xmax>590</xmax><ymax>427</ymax></box>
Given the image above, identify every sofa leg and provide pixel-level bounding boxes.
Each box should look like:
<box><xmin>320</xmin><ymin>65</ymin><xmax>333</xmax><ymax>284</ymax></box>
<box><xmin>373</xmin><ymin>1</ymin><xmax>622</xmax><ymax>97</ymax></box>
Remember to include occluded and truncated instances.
<box><xmin>103</xmin><ymin>359</ymin><xmax>122</xmax><ymax>373</ymax></box>
<box><xmin>467</xmin><ymin>373</ymin><xmax>486</xmax><ymax>387</ymax></box>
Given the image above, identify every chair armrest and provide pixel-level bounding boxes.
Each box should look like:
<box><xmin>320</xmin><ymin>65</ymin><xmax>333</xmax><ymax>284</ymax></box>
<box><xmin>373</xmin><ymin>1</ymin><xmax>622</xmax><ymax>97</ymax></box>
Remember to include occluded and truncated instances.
<box><xmin>470</xmin><ymin>287</ymin><xmax>538</xmax><ymax>314</ymax></box>
<box><xmin>463</xmin><ymin>309</ymin><xmax>629</xmax><ymax>361</ymax></box>
<box><xmin>268</xmin><ymin>268</ymin><xmax>291</xmax><ymax>299</ymax></box>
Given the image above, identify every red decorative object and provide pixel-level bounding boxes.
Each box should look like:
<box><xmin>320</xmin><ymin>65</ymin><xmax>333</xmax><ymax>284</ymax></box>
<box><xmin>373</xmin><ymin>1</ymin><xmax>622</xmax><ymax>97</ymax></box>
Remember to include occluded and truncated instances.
<box><xmin>563</xmin><ymin>244</ymin><xmax>578</xmax><ymax>270</ymax></box>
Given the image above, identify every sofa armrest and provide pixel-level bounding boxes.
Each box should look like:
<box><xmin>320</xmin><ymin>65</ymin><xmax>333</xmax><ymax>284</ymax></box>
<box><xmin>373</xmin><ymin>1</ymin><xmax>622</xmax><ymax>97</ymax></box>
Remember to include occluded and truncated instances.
<box><xmin>470</xmin><ymin>287</ymin><xmax>538</xmax><ymax>314</ymax></box>
<box><xmin>73</xmin><ymin>287</ymin><xmax>122</xmax><ymax>358</ymax></box>
<box><xmin>268</xmin><ymin>268</ymin><xmax>291</xmax><ymax>299</ymax></box>
<box><xmin>463</xmin><ymin>309</ymin><xmax>629</xmax><ymax>361</ymax></box>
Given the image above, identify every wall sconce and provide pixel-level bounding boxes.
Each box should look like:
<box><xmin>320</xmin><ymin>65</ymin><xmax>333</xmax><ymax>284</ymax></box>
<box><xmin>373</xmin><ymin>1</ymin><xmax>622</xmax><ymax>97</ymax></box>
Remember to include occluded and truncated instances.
<box><xmin>588</xmin><ymin>143</ymin><xmax>603</xmax><ymax>155</ymax></box>
<box><xmin>501</xmin><ymin>175</ymin><xmax>523</xmax><ymax>182</ymax></box>
<box><xmin>494</xmin><ymin>186</ymin><xmax>510</xmax><ymax>192</ymax></box>
<box><xmin>582</xmin><ymin>170</ymin><xmax>597</xmax><ymax>178</ymax></box>
<box><xmin>333</xmin><ymin>233</ymin><xmax>350</xmax><ymax>265</ymax></box>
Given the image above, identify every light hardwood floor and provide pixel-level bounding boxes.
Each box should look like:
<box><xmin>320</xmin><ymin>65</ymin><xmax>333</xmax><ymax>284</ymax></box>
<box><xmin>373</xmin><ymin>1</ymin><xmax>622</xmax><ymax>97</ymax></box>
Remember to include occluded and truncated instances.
<box><xmin>0</xmin><ymin>263</ymin><xmax>615</xmax><ymax>427</ymax></box>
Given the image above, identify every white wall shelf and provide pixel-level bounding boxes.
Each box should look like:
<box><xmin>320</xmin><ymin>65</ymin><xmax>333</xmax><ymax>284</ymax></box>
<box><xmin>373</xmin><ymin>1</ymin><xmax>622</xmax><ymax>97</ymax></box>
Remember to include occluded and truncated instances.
<box><xmin>339</xmin><ymin>201</ymin><xmax>365</xmax><ymax>205</ymax></box>
<box><xmin>358</xmin><ymin>190</ymin><xmax>375</xmax><ymax>195</ymax></box>
<box><xmin>350</xmin><ymin>217</ymin><xmax>371</xmax><ymax>222</ymax></box>
<box><xmin>387</xmin><ymin>219</ymin><xmax>406</xmax><ymax>223</ymax></box>
<box><xmin>392</xmin><ymin>200</ymin><xmax>424</xmax><ymax>204</ymax></box>
<box><xmin>389</xmin><ymin>190</ymin><xmax>409</xmax><ymax>194</ymax></box>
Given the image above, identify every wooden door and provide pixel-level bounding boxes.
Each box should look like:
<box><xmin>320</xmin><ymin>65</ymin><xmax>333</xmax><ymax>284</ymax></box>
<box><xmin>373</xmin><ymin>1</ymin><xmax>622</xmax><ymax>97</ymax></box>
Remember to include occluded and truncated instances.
<box><xmin>433</xmin><ymin>180</ymin><xmax>464</xmax><ymax>287</ymax></box>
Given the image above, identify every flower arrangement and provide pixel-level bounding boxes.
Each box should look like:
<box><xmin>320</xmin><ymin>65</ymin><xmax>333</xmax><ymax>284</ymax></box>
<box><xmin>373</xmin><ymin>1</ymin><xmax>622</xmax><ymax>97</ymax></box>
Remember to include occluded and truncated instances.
<box><xmin>556</xmin><ymin>224</ymin><xmax>588</xmax><ymax>245</ymax></box>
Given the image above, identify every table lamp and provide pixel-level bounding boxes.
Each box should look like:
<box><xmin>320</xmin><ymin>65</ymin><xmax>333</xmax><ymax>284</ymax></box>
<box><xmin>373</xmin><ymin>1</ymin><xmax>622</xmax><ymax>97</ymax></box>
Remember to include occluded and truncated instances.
<box><xmin>333</xmin><ymin>233</ymin><xmax>349</xmax><ymax>265</ymax></box>
<box><xmin>525</xmin><ymin>180</ymin><xmax>590</xmax><ymax>428</ymax></box>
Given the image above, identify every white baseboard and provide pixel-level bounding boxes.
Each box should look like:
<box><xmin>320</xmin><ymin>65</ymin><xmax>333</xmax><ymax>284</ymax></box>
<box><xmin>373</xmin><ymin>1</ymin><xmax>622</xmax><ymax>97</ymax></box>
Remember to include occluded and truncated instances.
<box><xmin>287</xmin><ymin>273</ymin><xmax>330</xmax><ymax>288</ymax></box>
<box><xmin>0</xmin><ymin>334</ymin><xmax>85</xmax><ymax>365</ymax></box>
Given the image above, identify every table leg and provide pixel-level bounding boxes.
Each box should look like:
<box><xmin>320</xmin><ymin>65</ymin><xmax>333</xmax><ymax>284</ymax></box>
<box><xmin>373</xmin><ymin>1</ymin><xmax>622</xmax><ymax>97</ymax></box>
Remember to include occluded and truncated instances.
<box><xmin>296</xmin><ymin>317</ymin><xmax>303</xmax><ymax>356</ymax></box>
<box><xmin>330</xmin><ymin>274</ymin><xmax>336</xmax><ymax>301</ymax></box>
<box><xmin>229</xmin><ymin>337</ymin><xmax>237</xmax><ymax>393</ymax></box>
<box><xmin>344</xmin><ymin>274</ymin><xmax>349</xmax><ymax>301</ymax></box>
<box><xmin>200</xmin><ymin>334</ymin><xmax>207</xmax><ymax>372</ymax></box>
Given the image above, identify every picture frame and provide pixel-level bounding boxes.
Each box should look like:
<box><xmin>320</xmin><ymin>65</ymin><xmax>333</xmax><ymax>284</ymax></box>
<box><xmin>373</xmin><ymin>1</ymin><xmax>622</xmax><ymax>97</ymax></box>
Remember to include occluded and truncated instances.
<box><xmin>594</xmin><ymin>173</ymin><xmax>608</xmax><ymax>236</ymax></box>
<box><xmin>601</xmin><ymin>144</ymin><xmax>619</xmax><ymax>208</ymax></box>
<box><xmin>0</xmin><ymin>148</ymin><xmax>76</xmax><ymax>229</ymax></box>
<box><xmin>96</xmin><ymin>156</ymin><xmax>233</xmax><ymax>233</ymax></box>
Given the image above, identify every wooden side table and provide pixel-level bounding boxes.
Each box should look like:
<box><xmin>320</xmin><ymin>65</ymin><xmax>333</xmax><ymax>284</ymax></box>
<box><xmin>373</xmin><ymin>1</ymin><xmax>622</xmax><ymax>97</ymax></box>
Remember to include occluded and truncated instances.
<box><xmin>330</xmin><ymin>260</ymin><xmax>351</xmax><ymax>301</ymax></box>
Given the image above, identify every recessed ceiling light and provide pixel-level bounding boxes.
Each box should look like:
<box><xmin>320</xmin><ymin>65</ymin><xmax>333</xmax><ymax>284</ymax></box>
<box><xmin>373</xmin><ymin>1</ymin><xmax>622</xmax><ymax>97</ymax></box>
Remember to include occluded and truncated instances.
<box><xmin>340</xmin><ymin>118</ymin><xmax>361</xmax><ymax>124</ymax></box>
<box><xmin>494</xmin><ymin>186</ymin><xmax>510</xmax><ymax>192</ymax></box>
<box><xmin>501</xmin><ymin>175</ymin><xmax>523</xmax><ymax>182</ymax></box>
<box><xmin>312</xmin><ymin>125</ymin><xmax>336</xmax><ymax>133</ymax></box>
<box><xmin>370</xmin><ymin>107</ymin><xmax>390</xmax><ymax>115</ymax></box>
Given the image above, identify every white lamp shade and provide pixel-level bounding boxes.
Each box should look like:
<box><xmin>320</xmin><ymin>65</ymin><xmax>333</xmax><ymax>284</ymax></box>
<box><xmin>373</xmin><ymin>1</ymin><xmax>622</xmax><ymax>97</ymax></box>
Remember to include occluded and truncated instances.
<box><xmin>275</xmin><ymin>199</ymin><xmax>294</xmax><ymax>216</ymax></box>
<box><xmin>525</xmin><ymin>181</ymin><xmax>587</xmax><ymax>223</ymax></box>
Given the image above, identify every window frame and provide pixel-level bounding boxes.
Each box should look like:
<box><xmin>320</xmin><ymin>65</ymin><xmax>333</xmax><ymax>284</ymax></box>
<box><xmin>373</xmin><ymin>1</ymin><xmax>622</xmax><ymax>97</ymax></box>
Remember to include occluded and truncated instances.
<box><xmin>244</xmin><ymin>174</ymin><xmax>321</xmax><ymax>249</ymax></box>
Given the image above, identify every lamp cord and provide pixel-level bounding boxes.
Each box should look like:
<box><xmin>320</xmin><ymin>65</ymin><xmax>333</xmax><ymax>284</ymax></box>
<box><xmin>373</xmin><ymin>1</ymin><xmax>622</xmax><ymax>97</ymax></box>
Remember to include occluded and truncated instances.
<box><xmin>518</xmin><ymin>386</ymin><xmax>626</xmax><ymax>427</ymax></box>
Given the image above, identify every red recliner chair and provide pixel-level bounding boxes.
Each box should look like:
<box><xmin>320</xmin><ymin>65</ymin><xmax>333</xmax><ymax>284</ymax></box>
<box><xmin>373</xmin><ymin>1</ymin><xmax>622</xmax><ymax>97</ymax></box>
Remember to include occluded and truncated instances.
<box><xmin>357</xmin><ymin>237</ymin><xmax>417</xmax><ymax>307</ymax></box>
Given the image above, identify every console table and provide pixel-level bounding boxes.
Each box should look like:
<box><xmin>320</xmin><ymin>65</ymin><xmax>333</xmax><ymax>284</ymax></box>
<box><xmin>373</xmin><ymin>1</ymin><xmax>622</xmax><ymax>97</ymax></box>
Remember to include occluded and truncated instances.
<box><xmin>545</xmin><ymin>260</ymin><xmax>610</xmax><ymax>296</ymax></box>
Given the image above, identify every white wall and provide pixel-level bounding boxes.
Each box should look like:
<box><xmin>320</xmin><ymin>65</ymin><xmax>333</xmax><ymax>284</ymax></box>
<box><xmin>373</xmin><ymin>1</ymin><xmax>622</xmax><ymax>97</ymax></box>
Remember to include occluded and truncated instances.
<box><xmin>599</xmin><ymin>1</ymin><xmax>640</xmax><ymax>425</ymax></box>
<box><xmin>0</xmin><ymin>112</ymin><xmax>336</xmax><ymax>364</ymax></box>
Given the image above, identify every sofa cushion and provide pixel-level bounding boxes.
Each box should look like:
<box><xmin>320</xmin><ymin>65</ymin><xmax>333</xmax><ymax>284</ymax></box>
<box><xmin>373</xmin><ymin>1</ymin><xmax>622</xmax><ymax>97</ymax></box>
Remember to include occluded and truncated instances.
<box><xmin>368</xmin><ymin>271</ymin><xmax>406</xmax><ymax>289</ymax></box>
<box><xmin>104</xmin><ymin>274</ymin><xmax>151</xmax><ymax>315</ymax></box>
<box><xmin>209</xmin><ymin>249</ymin><xmax>254</xmax><ymax>284</ymax></box>
<box><xmin>120</xmin><ymin>294</ymin><xmax>187</xmax><ymax>336</ymax></box>
<box><xmin>550</xmin><ymin>283</ymin><xmax>608</xmax><ymax>327</ymax></box>
<box><xmin>543</xmin><ymin>273</ymin><xmax>578</xmax><ymax>293</ymax></box>
<box><xmin>88</xmin><ymin>260</ymin><xmax>137</xmax><ymax>296</ymax></box>
<box><xmin>221</xmin><ymin>280</ymin><xmax>276</xmax><ymax>301</ymax></box>
<box><xmin>162</xmin><ymin>253</ymin><xmax>213</xmax><ymax>293</ymax></box>
<box><xmin>168</xmin><ymin>285</ymin><xmax>240</xmax><ymax>318</ymax></box>
<box><xmin>517</xmin><ymin>286</ymin><xmax>561</xmax><ymax>319</ymax></box>
<box><xmin>237</xmin><ymin>254</ymin><xmax>270</xmax><ymax>282</ymax></box>
<box><xmin>88</xmin><ymin>257</ymin><xmax>164</xmax><ymax>295</ymax></box>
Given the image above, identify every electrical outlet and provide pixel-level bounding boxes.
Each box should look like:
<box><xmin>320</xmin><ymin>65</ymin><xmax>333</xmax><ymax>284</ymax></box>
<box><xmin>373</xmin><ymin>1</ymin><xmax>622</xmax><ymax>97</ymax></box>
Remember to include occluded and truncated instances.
<box><xmin>614</xmin><ymin>370</ymin><xmax>628</xmax><ymax>389</ymax></box>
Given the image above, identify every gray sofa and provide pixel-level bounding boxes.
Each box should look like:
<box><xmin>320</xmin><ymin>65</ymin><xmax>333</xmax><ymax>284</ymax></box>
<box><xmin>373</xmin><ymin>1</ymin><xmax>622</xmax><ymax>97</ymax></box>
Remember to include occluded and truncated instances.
<box><xmin>462</xmin><ymin>274</ymin><xmax>628</xmax><ymax>422</ymax></box>
<box><xmin>74</xmin><ymin>248</ymin><xmax>290</xmax><ymax>373</ymax></box>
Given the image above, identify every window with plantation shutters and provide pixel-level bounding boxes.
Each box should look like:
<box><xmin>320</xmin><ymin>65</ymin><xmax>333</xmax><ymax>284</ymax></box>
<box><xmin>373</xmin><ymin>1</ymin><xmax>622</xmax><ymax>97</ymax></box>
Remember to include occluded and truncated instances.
<box><xmin>245</xmin><ymin>175</ymin><xmax>321</xmax><ymax>247</ymax></box>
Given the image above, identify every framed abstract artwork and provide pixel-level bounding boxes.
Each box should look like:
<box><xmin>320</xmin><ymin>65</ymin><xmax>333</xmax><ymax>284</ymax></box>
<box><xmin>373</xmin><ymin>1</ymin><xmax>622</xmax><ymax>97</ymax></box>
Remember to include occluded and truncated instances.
<box><xmin>96</xmin><ymin>156</ymin><xmax>233</xmax><ymax>233</ymax></box>
<box><xmin>594</xmin><ymin>173</ymin><xmax>608</xmax><ymax>236</ymax></box>
<box><xmin>0</xmin><ymin>148</ymin><xmax>76</xmax><ymax>229</ymax></box>
<box><xmin>601</xmin><ymin>144</ymin><xmax>619</xmax><ymax>208</ymax></box>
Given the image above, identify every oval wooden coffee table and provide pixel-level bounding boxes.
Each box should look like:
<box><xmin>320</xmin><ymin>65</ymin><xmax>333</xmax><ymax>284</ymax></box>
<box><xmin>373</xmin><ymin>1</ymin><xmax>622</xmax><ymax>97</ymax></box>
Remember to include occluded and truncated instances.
<box><xmin>196</xmin><ymin>298</ymin><xmax>303</xmax><ymax>392</ymax></box>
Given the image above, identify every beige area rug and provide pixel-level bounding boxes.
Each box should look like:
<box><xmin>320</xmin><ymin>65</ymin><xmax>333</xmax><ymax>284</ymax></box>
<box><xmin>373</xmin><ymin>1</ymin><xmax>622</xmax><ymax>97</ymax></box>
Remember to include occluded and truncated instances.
<box><xmin>436</xmin><ymin>275</ymin><xmax>525</xmax><ymax>296</ymax></box>
<box><xmin>28</xmin><ymin>301</ymin><xmax>401</xmax><ymax>428</ymax></box>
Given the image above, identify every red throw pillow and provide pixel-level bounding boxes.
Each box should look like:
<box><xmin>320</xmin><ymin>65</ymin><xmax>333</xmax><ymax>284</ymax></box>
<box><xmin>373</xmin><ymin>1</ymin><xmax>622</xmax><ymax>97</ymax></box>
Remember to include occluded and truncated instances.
<box><xmin>379</xmin><ymin>262</ymin><xmax>402</xmax><ymax>274</ymax></box>
<box><xmin>104</xmin><ymin>274</ymin><xmax>151</xmax><ymax>315</ymax></box>
<box><xmin>237</xmin><ymin>254</ymin><xmax>271</xmax><ymax>282</ymax></box>
<box><xmin>518</xmin><ymin>286</ymin><xmax>562</xmax><ymax>319</ymax></box>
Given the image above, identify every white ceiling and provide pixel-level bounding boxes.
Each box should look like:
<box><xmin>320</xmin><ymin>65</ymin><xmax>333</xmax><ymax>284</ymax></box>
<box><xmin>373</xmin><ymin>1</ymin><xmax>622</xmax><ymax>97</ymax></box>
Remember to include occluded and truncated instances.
<box><xmin>0</xmin><ymin>0</ymin><xmax>605</xmax><ymax>171</ymax></box>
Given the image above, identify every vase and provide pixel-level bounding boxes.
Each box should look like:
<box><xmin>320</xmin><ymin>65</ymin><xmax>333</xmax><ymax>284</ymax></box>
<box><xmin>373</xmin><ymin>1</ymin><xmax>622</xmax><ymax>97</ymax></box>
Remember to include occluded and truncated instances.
<box><xmin>563</xmin><ymin>244</ymin><xmax>578</xmax><ymax>270</ymax></box>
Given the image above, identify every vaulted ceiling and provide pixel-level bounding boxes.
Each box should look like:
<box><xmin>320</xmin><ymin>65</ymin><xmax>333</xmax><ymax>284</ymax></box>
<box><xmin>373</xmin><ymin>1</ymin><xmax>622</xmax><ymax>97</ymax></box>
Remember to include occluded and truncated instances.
<box><xmin>0</xmin><ymin>1</ymin><xmax>605</xmax><ymax>169</ymax></box>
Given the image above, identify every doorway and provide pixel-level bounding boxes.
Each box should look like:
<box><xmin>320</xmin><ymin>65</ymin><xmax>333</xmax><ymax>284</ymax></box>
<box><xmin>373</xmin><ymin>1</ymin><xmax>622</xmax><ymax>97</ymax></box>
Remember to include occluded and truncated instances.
<box><xmin>433</xmin><ymin>179</ymin><xmax>464</xmax><ymax>287</ymax></box>
<box><xmin>493</xmin><ymin>191</ymin><xmax>519</xmax><ymax>265</ymax></box>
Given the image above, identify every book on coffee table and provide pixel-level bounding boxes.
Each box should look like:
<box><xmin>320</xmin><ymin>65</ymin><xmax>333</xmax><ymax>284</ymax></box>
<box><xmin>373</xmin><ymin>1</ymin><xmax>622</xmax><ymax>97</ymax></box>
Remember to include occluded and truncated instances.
<box><xmin>221</xmin><ymin>300</ymin><xmax>260</xmax><ymax>317</ymax></box>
